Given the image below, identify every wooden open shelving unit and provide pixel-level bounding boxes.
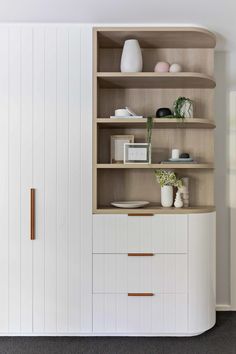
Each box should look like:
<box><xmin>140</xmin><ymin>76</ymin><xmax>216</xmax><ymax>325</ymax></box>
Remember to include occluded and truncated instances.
<box><xmin>93</xmin><ymin>27</ymin><xmax>216</xmax><ymax>214</ymax></box>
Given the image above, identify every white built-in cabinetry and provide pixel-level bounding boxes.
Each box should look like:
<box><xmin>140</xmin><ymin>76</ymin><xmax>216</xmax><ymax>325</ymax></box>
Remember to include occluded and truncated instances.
<box><xmin>93</xmin><ymin>213</ymin><xmax>216</xmax><ymax>335</ymax></box>
<box><xmin>0</xmin><ymin>24</ymin><xmax>216</xmax><ymax>336</ymax></box>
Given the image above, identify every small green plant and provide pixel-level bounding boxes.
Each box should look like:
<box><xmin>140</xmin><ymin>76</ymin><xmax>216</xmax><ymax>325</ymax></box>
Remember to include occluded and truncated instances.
<box><xmin>155</xmin><ymin>169</ymin><xmax>183</xmax><ymax>188</ymax></box>
<box><xmin>146</xmin><ymin>116</ymin><xmax>153</xmax><ymax>144</ymax></box>
<box><xmin>173</xmin><ymin>97</ymin><xmax>193</xmax><ymax>119</ymax></box>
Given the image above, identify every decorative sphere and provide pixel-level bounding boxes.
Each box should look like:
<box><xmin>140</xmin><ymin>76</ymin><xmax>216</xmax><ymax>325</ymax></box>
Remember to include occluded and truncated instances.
<box><xmin>169</xmin><ymin>63</ymin><xmax>182</xmax><ymax>73</ymax></box>
<box><xmin>154</xmin><ymin>62</ymin><xmax>170</xmax><ymax>73</ymax></box>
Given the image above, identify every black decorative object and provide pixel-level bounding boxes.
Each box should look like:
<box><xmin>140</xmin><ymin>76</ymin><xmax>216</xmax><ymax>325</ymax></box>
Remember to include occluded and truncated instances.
<box><xmin>156</xmin><ymin>108</ymin><xmax>172</xmax><ymax>118</ymax></box>
<box><xmin>180</xmin><ymin>153</ymin><xmax>190</xmax><ymax>158</ymax></box>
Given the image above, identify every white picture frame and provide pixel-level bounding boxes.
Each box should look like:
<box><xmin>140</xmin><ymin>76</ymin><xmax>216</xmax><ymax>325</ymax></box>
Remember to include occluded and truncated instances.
<box><xmin>124</xmin><ymin>143</ymin><xmax>151</xmax><ymax>164</ymax></box>
<box><xmin>110</xmin><ymin>135</ymin><xmax>134</xmax><ymax>163</ymax></box>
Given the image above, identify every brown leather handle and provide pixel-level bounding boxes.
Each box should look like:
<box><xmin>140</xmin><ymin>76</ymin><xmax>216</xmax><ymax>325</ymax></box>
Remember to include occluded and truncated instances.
<box><xmin>30</xmin><ymin>188</ymin><xmax>35</xmax><ymax>240</ymax></box>
<box><xmin>128</xmin><ymin>214</ymin><xmax>154</xmax><ymax>216</ymax></box>
<box><xmin>128</xmin><ymin>253</ymin><xmax>154</xmax><ymax>256</ymax></box>
<box><xmin>128</xmin><ymin>293</ymin><xmax>154</xmax><ymax>296</ymax></box>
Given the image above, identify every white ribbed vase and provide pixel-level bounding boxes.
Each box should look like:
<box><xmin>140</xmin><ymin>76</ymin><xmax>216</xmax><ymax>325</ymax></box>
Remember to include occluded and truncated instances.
<box><xmin>161</xmin><ymin>186</ymin><xmax>173</xmax><ymax>207</ymax></box>
<box><xmin>120</xmin><ymin>39</ymin><xmax>143</xmax><ymax>73</ymax></box>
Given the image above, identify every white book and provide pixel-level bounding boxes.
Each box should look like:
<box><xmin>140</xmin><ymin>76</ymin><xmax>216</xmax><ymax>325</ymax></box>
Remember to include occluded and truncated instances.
<box><xmin>110</xmin><ymin>115</ymin><xmax>143</xmax><ymax>119</ymax></box>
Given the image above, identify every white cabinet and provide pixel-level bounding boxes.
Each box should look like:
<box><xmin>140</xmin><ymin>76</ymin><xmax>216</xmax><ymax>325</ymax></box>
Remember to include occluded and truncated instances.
<box><xmin>93</xmin><ymin>254</ymin><xmax>187</xmax><ymax>294</ymax></box>
<box><xmin>92</xmin><ymin>213</ymin><xmax>216</xmax><ymax>335</ymax></box>
<box><xmin>93</xmin><ymin>214</ymin><xmax>188</xmax><ymax>254</ymax></box>
<box><xmin>93</xmin><ymin>294</ymin><xmax>188</xmax><ymax>334</ymax></box>
<box><xmin>0</xmin><ymin>25</ymin><xmax>92</xmax><ymax>334</ymax></box>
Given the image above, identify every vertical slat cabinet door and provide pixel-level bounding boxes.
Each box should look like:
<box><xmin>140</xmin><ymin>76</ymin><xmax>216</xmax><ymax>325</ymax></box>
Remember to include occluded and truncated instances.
<box><xmin>8</xmin><ymin>26</ymin><xmax>22</xmax><ymax>333</ymax></box>
<box><xmin>32</xmin><ymin>25</ymin><xmax>92</xmax><ymax>334</ymax></box>
<box><xmin>44</xmin><ymin>26</ymin><xmax>58</xmax><ymax>333</ymax></box>
<box><xmin>0</xmin><ymin>26</ymin><xmax>33</xmax><ymax>334</ymax></box>
<box><xmin>32</xmin><ymin>26</ymin><xmax>47</xmax><ymax>333</ymax></box>
<box><xmin>20</xmin><ymin>27</ymin><xmax>33</xmax><ymax>333</ymax></box>
<box><xmin>56</xmin><ymin>26</ymin><xmax>70</xmax><ymax>333</ymax></box>
<box><xmin>0</xmin><ymin>27</ymin><xmax>10</xmax><ymax>334</ymax></box>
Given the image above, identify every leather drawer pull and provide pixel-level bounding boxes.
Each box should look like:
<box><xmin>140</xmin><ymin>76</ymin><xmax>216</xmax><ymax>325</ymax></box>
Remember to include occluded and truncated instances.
<box><xmin>128</xmin><ymin>253</ymin><xmax>154</xmax><ymax>257</ymax></box>
<box><xmin>128</xmin><ymin>214</ymin><xmax>154</xmax><ymax>216</ymax></box>
<box><xmin>30</xmin><ymin>188</ymin><xmax>35</xmax><ymax>240</ymax></box>
<box><xmin>128</xmin><ymin>293</ymin><xmax>154</xmax><ymax>297</ymax></box>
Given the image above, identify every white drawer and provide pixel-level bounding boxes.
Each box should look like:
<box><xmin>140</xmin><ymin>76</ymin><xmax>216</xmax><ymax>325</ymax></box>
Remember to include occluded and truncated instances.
<box><xmin>93</xmin><ymin>254</ymin><xmax>187</xmax><ymax>294</ymax></box>
<box><xmin>93</xmin><ymin>214</ymin><xmax>187</xmax><ymax>254</ymax></box>
<box><xmin>93</xmin><ymin>293</ymin><xmax>187</xmax><ymax>334</ymax></box>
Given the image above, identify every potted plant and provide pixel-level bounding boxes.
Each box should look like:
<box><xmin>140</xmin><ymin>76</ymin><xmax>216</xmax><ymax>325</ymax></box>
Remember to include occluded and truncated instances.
<box><xmin>154</xmin><ymin>170</ymin><xmax>182</xmax><ymax>207</ymax></box>
<box><xmin>173</xmin><ymin>97</ymin><xmax>193</xmax><ymax>119</ymax></box>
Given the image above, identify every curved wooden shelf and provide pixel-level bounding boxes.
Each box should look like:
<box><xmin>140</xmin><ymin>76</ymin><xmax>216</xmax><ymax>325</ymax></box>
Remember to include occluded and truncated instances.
<box><xmin>96</xmin><ymin>163</ymin><xmax>214</xmax><ymax>169</ymax></box>
<box><xmin>96</xmin><ymin>118</ymin><xmax>216</xmax><ymax>129</ymax></box>
<box><xmin>97</xmin><ymin>72</ymin><xmax>215</xmax><ymax>89</ymax></box>
<box><xmin>95</xmin><ymin>27</ymin><xmax>216</xmax><ymax>49</ymax></box>
<box><xmin>94</xmin><ymin>206</ymin><xmax>216</xmax><ymax>215</ymax></box>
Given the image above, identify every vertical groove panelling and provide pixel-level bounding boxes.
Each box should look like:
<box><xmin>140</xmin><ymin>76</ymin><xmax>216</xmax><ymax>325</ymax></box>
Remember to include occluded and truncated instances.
<box><xmin>0</xmin><ymin>28</ymin><xmax>9</xmax><ymax>333</ymax></box>
<box><xmin>0</xmin><ymin>24</ymin><xmax>93</xmax><ymax>335</ymax></box>
<box><xmin>8</xmin><ymin>27</ymin><xmax>21</xmax><ymax>333</ymax></box>
<box><xmin>44</xmin><ymin>27</ymin><xmax>57</xmax><ymax>333</ymax></box>
<box><xmin>93</xmin><ymin>215</ymin><xmax>187</xmax><ymax>254</ymax></box>
<box><xmin>188</xmin><ymin>212</ymin><xmax>216</xmax><ymax>333</ymax></box>
<box><xmin>57</xmin><ymin>27</ymin><xmax>69</xmax><ymax>333</ymax></box>
<box><xmin>80</xmin><ymin>25</ymin><xmax>92</xmax><ymax>332</ymax></box>
<box><xmin>20</xmin><ymin>27</ymin><xmax>33</xmax><ymax>333</ymax></box>
<box><xmin>68</xmin><ymin>27</ymin><xmax>82</xmax><ymax>332</ymax></box>
<box><xmin>33</xmin><ymin>27</ymin><xmax>46</xmax><ymax>332</ymax></box>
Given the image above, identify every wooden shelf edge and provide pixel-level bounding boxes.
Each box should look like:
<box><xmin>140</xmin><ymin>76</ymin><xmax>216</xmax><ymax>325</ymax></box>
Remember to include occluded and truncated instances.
<box><xmin>93</xmin><ymin>206</ymin><xmax>216</xmax><ymax>215</ymax></box>
<box><xmin>97</xmin><ymin>72</ymin><xmax>215</xmax><ymax>89</ymax></box>
<box><xmin>96</xmin><ymin>163</ymin><xmax>214</xmax><ymax>169</ymax></box>
<box><xmin>97</xmin><ymin>72</ymin><xmax>213</xmax><ymax>79</ymax></box>
<box><xmin>96</xmin><ymin>118</ymin><xmax>216</xmax><ymax>129</ymax></box>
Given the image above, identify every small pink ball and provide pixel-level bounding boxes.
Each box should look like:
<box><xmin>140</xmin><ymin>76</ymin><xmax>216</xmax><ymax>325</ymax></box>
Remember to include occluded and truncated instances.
<box><xmin>154</xmin><ymin>62</ymin><xmax>170</xmax><ymax>73</ymax></box>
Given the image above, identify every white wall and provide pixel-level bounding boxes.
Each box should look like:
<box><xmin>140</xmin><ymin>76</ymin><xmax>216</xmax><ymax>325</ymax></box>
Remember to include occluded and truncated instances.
<box><xmin>215</xmin><ymin>50</ymin><xmax>236</xmax><ymax>307</ymax></box>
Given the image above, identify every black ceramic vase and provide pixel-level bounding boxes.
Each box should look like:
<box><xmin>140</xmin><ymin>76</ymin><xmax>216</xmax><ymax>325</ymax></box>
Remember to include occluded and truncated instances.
<box><xmin>156</xmin><ymin>107</ymin><xmax>172</xmax><ymax>118</ymax></box>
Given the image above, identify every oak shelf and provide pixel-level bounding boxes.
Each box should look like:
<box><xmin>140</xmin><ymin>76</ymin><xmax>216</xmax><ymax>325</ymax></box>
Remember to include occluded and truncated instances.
<box><xmin>94</xmin><ymin>205</ymin><xmax>216</xmax><ymax>215</ymax></box>
<box><xmin>96</xmin><ymin>118</ymin><xmax>216</xmax><ymax>129</ymax></box>
<box><xmin>96</xmin><ymin>163</ymin><xmax>214</xmax><ymax>169</ymax></box>
<box><xmin>97</xmin><ymin>72</ymin><xmax>216</xmax><ymax>89</ymax></box>
<box><xmin>96</xmin><ymin>27</ymin><xmax>216</xmax><ymax>48</ymax></box>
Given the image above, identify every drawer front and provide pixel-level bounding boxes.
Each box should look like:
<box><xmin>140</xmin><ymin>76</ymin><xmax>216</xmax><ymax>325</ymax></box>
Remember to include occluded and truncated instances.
<box><xmin>93</xmin><ymin>254</ymin><xmax>187</xmax><ymax>294</ymax></box>
<box><xmin>93</xmin><ymin>214</ymin><xmax>187</xmax><ymax>254</ymax></box>
<box><xmin>93</xmin><ymin>293</ymin><xmax>187</xmax><ymax>334</ymax></box>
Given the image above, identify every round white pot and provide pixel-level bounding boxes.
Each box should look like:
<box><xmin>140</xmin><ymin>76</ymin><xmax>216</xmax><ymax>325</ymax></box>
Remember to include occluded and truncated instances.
<box><xmin>120</xmin><ymin>39</ymin><xmax>143</xmax><ymax>73</ymax></box>
<box><xmin>161</xmin><ymin>186</ymin><xmax>174</xmax><ymax>207</ymax></box>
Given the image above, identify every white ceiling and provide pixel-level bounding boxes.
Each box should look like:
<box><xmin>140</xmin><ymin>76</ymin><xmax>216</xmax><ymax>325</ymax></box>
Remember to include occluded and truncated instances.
<box><xmin>0</xmin><ymin>0</ymin><xmax>235</xmax><ymax>50</ymax></box>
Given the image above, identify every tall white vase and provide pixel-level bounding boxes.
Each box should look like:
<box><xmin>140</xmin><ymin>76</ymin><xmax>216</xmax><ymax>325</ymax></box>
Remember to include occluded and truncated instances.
<box><xmin>161</xmin><ymin>186</ymin><xmax>173</xmax><ymax>207</ymax></box>
<box><xmin>120</xmin><ymin>39</ymin><xmax>143</xmax><ymax>73</ymax></box>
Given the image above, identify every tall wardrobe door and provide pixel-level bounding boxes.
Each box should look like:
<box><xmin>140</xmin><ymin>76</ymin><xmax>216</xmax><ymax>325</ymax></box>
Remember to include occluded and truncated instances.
<box><xmin>0</xmin><ymin>27</ymin><xmax>33</xmax><ymax>333</ymax></box>
<box><xmin>32</xmin><ymin>25</ymin><xmax>92</xmax><ymax>334</ymax></box>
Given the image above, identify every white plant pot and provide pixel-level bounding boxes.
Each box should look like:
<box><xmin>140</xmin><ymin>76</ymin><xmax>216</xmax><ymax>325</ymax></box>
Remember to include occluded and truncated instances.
<box><xmin>120</xmin><ymin>39</ymin><xmax>143</xmax><ymax>73</ymax></box>
<box><xmin>180</xmin><ymin>100</ymin><xmax>193</xmax><ymax>118</ymax></box>
<box><xmin>161</xmin><ymin>186</ymin><xmax>173</xmax><ymax>207</ymax></box>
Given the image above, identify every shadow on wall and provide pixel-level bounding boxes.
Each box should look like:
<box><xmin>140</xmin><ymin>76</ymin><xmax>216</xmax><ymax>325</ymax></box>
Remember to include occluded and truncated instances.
<box><xmin>215</xmin><ymin>52</ymin><xmax>230</xmax><ymax>306</ymax></box>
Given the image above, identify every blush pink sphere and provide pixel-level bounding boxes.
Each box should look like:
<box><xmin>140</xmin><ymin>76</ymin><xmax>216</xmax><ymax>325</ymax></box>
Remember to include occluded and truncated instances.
<box><xmin>154</xmin><ymin>62</ymin><xmax>170</xmax><ymax>73</ymax></box>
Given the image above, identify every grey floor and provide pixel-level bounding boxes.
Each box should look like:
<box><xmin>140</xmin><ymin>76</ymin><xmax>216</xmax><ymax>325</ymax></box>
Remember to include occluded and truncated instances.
<box><xmin>0</xmin><ymin>312</ymin><xmax>235</xmax><ymax>354</ymax></box>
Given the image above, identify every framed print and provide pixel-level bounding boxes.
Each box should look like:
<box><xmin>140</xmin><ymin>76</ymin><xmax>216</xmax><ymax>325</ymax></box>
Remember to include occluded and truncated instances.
<box><xmin>124</xmin><ymin>143</ymin><xmax>151</xmax><ymax>164</ymax></box>
<box><xmin>110</xmin><ymin>135</ymin><xmax>134</xmax><ymax>163</ymax></box>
